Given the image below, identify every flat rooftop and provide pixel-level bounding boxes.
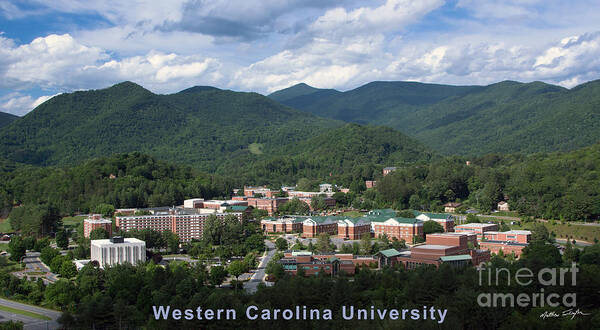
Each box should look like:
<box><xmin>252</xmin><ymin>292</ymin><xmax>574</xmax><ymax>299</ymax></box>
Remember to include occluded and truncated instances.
<box><xmin>91</xmin><ymin>238</ymin><xmax>145</xmax><ymax>246</ymax></box>
<box><xmin>428</xmin><ymin>232</ymin><xmax>474</xmax><ymax>237</ymax></box>
<box><xmin>485</xmin><ymin>230</ymin><xmax>532</xmax><ymax>235</ymax></box>
<box><xmin>456</xmin><ymin>223</ymin><xmax>498</xmax><ymax>228</ymax></box>
<box><xmin>85</xmin><ymin>218</ymin><xmax>112</xmax><ymax>224</ymax></box>
<box><xmin>480</xmin><ymin>240</ymin><xmax>528</xmax><ymax>246</ymax></box>
<box><xmin>412</xmin><ymin>244</ymin><xmax>455</xmax><ymax>250</ymax></box>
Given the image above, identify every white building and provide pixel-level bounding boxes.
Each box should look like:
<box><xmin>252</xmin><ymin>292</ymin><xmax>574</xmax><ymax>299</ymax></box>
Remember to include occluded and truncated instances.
<box><xmin>497</xmin><ymin>201</ymin><xmax>510</xmax><ymax>211</ymax></box>
<box><xmin>91</xmin><ymin>237</ymin><xmax>146</xmax><ymax>268</ymax></box>
<box><xmin>319</xmin><ymin>183</ymin><xmax>333</xmax><ymax>193</ymax></box>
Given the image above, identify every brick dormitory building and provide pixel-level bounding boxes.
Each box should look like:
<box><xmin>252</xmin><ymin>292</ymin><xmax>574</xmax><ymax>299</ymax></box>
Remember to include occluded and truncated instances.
<box><xmin>260</xmin><ymin>209</ymin><xmax>427</xmax><ymax>241</ymax></box>
<box><xmin>115</xmin><ymin>202</ymin><xmax>243</xmax><ymax>242</ymax></box>
<box><xmin>234</xmin><ymin>185</ymin><xmax>339</xmax><ymax>215</ymax></box>
<box><xmin>83</xmin><ymin>214</ymin><xmax>113</xmax><ymax>238</ymax></box>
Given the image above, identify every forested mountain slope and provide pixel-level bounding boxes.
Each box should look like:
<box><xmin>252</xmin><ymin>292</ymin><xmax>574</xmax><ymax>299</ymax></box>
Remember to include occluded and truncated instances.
<box><xmin>0</xmin><ymin>111</ymin><xmax>18</xmax><ymax>129</ymax></box>
<box><xmin>270</xmin><ymin>80</ymin><xmax>600</xmax><ymax>155</ymax></box>
<box><xmin>0</xmin><ymin>82</ymin><xmax>432</xmax><ymax>179</ymax></box>
<box><xmin>0</xmin><ymin>82</ymin><xmax>340</xmax><ymax>171</ymax></box>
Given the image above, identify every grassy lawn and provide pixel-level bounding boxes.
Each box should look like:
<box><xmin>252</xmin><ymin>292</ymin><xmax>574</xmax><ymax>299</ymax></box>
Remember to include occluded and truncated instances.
<box><xmin>342</xmin><ymin>211</ymin><xmax>363</xmax><ymax>217</ymax></box>
<box><xmin>25</xmin><ymin>271</ymin><xmax>46</xmax><ymax>276</ymax></box>
<box><xmin>62</xmin><ymin>216</ymin><xmax>86</xmax><ymax>226</ymax></box>
<box><xmin>0</xmin><ymin>218</ymin><xmax>13</xmax><ymax>232</ymax></box>
<box><xmin>492</xmin><ymin>211</ymin><xmax>519</xmax><ymax>217</ymax></box>
<box><xmin>248</xmin><ymin>143</ymin><xmax>264</xmax><ymax>155</ymax></box>
<box><xmin>0</xmin><ymin>244</ymin><xmax>8</xmax><ymax>251</ymax></box>
<box><xmin>511</xmin><ymin>221</ymin><xmax>600</xmax><ymax>243</ymax></box>
<box><xmin>0</xmin><ymin>305</ymin><xmax>51</xmax><ymax>320</ymax></box>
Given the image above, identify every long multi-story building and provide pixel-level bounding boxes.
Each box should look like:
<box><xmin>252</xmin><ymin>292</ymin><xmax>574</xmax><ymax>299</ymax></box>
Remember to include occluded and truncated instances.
<box><xmin>115</xmin><ymin>207</ymin><xmax>242</xmax><ymax>242</ymax></box>
<box><xmin>91</xmin><ymin>236</ymin><xmax>146</xmax><ymax>268</ymax></box>
<box><xmin>479</xmin><ymin>240</ymin><xmax>529</xmax><ymax>257</ymax></box>
<box><xmin>483</xmin><ymin>230</ymin><xmax>531</xmax><ymax>243</ymax></box>
<box><xmin>479</xmin><ymin>230</ymin><xmax>532</xmax><ymax>257</ymax></box>
<box><xmin>370</xmin><ymin>217</ymin><xmax>423</xmax><ymax>242</ymax></box>
<box><xmin>261</xmin><ymin>209</ymin><xmax>427</xmax><ymax>242</ymax></box>
<box><xmin>83</xmin><ymin>214</ymin><xmax>113</xmax><ymax>238</ymax></box>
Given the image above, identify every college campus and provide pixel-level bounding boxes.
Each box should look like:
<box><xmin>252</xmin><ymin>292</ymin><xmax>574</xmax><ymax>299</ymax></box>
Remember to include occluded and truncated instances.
<box><xmin>78</xmin><ymin>170</ymin><xmax>533</xmax><ymax>276</ymax></box>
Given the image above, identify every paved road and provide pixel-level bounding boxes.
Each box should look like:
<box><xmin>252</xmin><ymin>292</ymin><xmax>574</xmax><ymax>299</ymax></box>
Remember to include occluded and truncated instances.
<box><xmin>163</xmin><ymin>256</ymin><xmax>198</xmax><ymax>263</ymax></box>
<box><xmin>0</xmin><ymin>298</ymin><xmax>61</xmax><ymax>330</ymax></box>
<box><xmin>476</xmin><ymin>214</ymin><xmax>521</xmax><ymax>221</ymax></box>
<box><xmin>244</xmin><ymin>240</ymin><xmax>275</xmax><ymax>293</ymax></box>
<box><xmin>555</xmin><ymin>238</ymin><xmax>593</xmax><ymax>247</ymax></box>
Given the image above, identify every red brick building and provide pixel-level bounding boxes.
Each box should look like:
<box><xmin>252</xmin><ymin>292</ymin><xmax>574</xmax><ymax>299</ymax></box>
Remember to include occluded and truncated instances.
<box><xmin>302</xmin><ymin>217</ymin><xmax>339</xmax><ymax>237</ymax></box>
<box><xmin>245</xmin><ymin>197</ymin><xmax>289</xmax><ymax>215</ymax></box>
<box><xmin>479</xmin><ymin>241</ymin><xmax>528</xmax><ymax>257</ymax></box>
<box><xmin>483</xmin><ymin>230</ymin><xmax>531</xmax><ymax>244</ymax></box>
<box><xmin>365</xmin><ymin>180</ymin><xmax>377</xmax><ymax>189</ymax></box>
<box><xmin>244</xmin><ymin>186</ymin><xmax>276</xmax><ymax>198</ymax></box>
<box><xmin>479</xmin><ymin>230</ymin><xmax>532</xmax><ymax>257</ymax></box>
<box><xmin>115</xmin><ymin>208</ymin><xmax>242</xmax><ymax>242</ymax></box>
<box><xmin>83</xmin><ymin>214</ymin><xmax>113</xmax><ymax>238</ymax></box>
<box><xmin>371</xmin><ymin>217</ymin><xmax>424</xmax><ymax>242</ymax></box>
<box><xmin>426</xmin><ymin>233</ymin><xmax>469</xmax><ymax>252</ymax></box>
<box><xmin>261</xmin><ymin>216</ymin><xmax>305</xmax><ymax>233</ymax></box>
<box><xmin>337</xmin><ymin>218</ymin><xmax>371</xmax><ymax>240</ymax></box>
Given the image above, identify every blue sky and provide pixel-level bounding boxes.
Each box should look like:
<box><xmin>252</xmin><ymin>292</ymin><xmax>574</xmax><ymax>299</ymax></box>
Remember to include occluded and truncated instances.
<box><xmin>1</xmin><ymin>0</ymin><xmax>600</xmax><ymax>115</ymax></box>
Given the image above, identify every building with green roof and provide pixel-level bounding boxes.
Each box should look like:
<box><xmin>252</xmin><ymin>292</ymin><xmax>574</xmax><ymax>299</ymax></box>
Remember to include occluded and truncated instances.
<box><xmin>413</xmin><ymin>211</ymin><xmax>455</xmax><ymax>231</ymax></box>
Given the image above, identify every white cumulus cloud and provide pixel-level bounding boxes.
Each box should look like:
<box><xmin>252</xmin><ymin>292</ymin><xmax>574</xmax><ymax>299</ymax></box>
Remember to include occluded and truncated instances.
<box><xmin>0</xmin><ymin>92</ymin><xmax>59</xmax><ymax>116</ymax></box>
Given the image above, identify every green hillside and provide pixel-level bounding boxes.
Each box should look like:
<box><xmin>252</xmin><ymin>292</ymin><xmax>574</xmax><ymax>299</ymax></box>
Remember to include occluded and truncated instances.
<box><xmin>0</xmin><ymin>82</ymin><xmax>432</xmax><ymax>180</ymax></box>
<box><xmin>0</xmin><ymin>82</ymin><xmax>342</xmax><ymax>171</ymax></box>
<box><xmin>269</xmin><ymin>81</ymin><xmax>480</xmax><ymax>124</ymax></box>
<box><xmin>269</xmin><ymin>79</ymin><xmax>600</xmax><ymax>155</ymax></box>
<box><xmin>224</xmin><ymin>123</ymin><xmax>433</xmax><ymax>185</ymax></box>
<box><xmin>0</xmin><ymin>111</ymin><xmax>18</xmax><ymax>129</ymax></box>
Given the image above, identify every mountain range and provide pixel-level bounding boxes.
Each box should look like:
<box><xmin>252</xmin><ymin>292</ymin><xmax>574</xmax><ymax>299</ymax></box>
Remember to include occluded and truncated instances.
<box><xmin>269</xmin><ymin>80</ymin><xmax>600</xmax><ymax>155</ymax></box>
<box><xmin>1</xmin><ymin>77</ymin><xmax>599</xmax><ymax>182</ymax></box>
<box><xmin>0</xmin><ymin>82</ymin><xmax>431</xmax><ymax>181</ymax></box>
